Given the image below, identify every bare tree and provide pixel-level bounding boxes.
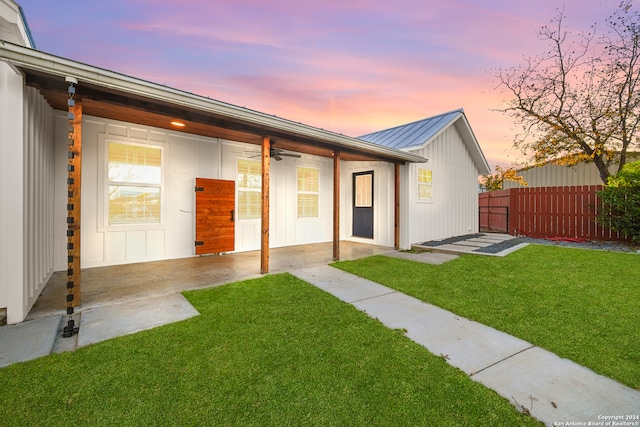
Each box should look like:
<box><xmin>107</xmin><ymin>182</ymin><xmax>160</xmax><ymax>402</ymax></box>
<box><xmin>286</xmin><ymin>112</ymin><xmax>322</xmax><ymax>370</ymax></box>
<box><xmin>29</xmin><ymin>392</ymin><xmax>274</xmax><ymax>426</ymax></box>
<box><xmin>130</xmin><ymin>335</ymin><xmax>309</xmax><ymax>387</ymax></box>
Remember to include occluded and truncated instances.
<box><xmin>496</xmin><ymin>2</ymin><xmax>640</xmax><ymax>184</ymax></box>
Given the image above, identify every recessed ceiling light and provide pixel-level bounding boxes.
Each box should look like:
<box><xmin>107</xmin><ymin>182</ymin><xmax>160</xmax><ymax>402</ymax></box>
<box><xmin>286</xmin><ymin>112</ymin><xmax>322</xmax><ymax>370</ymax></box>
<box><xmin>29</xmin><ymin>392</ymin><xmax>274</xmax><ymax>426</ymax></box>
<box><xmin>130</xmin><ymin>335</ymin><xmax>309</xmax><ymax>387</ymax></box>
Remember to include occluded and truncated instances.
<box><xmin>170</xmin><ymin>121</ymin><xmax>186</xmax><ymax>127</ymax></box>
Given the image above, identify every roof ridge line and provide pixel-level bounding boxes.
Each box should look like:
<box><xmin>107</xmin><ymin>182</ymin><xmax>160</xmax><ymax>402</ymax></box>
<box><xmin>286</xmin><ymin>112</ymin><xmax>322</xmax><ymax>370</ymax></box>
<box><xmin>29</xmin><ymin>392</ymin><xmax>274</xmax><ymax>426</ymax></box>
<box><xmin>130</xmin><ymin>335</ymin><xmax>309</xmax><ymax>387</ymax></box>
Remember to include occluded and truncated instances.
<box><xmin>359</xmin><ymin>108</ymin><xmax>464</xmax><ymax>138</ymax></box>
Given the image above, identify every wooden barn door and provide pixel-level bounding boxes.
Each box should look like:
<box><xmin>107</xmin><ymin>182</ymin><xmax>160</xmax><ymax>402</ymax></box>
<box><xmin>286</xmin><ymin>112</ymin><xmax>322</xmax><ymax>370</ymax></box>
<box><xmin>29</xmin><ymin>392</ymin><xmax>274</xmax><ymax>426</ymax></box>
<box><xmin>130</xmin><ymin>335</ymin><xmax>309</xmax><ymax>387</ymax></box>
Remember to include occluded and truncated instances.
<box><xmin>195</xmin><ymin>178</ymin><xmax>235</xmax><ymax>255</ymax></box>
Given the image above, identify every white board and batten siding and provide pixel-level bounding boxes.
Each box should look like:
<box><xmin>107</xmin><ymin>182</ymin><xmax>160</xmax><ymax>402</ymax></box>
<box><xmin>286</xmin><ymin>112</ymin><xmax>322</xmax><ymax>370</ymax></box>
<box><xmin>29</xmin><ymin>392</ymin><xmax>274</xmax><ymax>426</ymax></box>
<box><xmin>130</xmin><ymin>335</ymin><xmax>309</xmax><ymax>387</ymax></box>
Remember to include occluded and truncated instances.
<box><xmin>54</xmin><ymin>113</ymin><xmax>221</xmax><ymax>270</ymax></box>
<box><xmin>401</xmin><ymin>124</ymin><xmax>480</xmax><ymax>249</ymax></box>
<box><xmin>341</xmin><ymin>161</ymin><xmax>396</xmax><ymax>247</ymax></box>
<box><xmin>219</xmin><ymin>142</ymin><xmax>334</xmax><ymax>252</ymax></box>
<box><xmin>52</xmin><ymin>113</ymin><xmax>338</xmax><ymax>270</ymax></box>
<box><xmin>0</xmin><ymin>68</ymin><xmax>55</xmax><ymax>323</ymax></box>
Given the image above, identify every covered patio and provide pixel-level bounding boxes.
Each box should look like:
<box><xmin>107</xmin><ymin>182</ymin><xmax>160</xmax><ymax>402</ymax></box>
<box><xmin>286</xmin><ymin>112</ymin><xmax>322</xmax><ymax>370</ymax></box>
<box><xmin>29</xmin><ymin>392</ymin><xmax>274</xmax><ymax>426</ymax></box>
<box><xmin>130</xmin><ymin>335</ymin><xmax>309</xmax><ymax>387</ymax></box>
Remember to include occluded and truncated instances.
<box><xmin>1</xmin><ymin>41</ymin><xmax>426</xmax><ymax>325</ymax></box>
<box><xmin>25</xmin><ymin>241</ymin><xmax>395</xmax><ymax>322</ymax></box>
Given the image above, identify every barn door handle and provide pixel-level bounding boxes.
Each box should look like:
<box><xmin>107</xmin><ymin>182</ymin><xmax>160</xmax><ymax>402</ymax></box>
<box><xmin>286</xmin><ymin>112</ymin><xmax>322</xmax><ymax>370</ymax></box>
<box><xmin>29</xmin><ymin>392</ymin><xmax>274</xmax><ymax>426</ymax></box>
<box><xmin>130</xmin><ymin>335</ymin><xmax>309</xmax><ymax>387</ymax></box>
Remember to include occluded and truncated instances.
<box><xmin>230</xmin><ymin>209</ymin><xmax>235</xmax><ymax>222</ymax></box>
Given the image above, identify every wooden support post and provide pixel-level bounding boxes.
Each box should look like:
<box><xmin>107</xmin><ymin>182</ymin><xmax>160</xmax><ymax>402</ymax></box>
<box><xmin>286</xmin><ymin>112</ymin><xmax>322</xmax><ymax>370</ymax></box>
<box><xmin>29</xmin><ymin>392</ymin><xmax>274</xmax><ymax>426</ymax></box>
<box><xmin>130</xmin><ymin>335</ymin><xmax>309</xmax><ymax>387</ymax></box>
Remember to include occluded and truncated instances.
<box><xmin>333</xmin><ymin>150</ymin><xmax>340</xmax><ymax>261</ymax></box>
<box><xmin>260</xmin><ymin>136</ymin><xmax>270</xmax><ymax>274</ymax></box>
<box><xmin>68</xmin><ymin>98</ymin><xmax>82</xmax><ymax>306</ymax></box>
<box><xmin>394</xmin><ymin>163</ymin><xmax>400</xmax><ymax>250</ymax></box>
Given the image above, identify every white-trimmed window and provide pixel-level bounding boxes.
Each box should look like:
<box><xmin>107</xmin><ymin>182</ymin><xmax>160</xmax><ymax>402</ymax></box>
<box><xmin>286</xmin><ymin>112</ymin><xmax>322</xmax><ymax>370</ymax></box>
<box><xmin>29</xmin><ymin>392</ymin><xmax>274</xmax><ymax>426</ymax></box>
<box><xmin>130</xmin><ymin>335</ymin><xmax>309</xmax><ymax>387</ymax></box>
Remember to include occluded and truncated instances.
<box><xmin>238</xmin><ymin>159</ymin><xmax>262</xmax><ymax>220</ymax></box>
<box><xmin>297</xmin><ymin>167</ymin><xmax>319</xmax><ymax>218</ymax></box>
<box><xmin>108</xmin><ymin>142</ymin><xmax>162</xmax><ymax>224</ymax></box>
<box><xmin>418</xmin><ymin>168</ymin><xmax>433</xmax><ymax>200</ymax></box>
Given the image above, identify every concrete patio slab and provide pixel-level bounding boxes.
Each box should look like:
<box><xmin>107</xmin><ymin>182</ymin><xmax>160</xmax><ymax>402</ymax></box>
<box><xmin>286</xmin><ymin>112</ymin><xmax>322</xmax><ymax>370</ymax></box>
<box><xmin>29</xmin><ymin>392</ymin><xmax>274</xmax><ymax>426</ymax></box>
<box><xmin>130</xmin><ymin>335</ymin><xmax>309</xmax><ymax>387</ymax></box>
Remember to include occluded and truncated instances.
<box><xmin>452</xmin><ymin>241</ymin><xmax>494</xmax><ymax>248</ymax></box>
<box><xmin>476</xmin><ymin>233</ymin><xmax>514</xmax><ymax>242</ymax></box>
<box><xmin>472</xmin><ymin>238</ymin><xmax>509</xmax><ymax>245</ymax></box>
<box><xmin>412</xmin><ymin>233</ymin><xmax>528</xmax><ymax>257</ymax></box>
<box><xmin>472</xmin><ymin>346</ymin><xmax>640</xmax><ymax>425</ymax></box>
<box><xmin>430</xmin><ymin>243</ymin><xmax>480</xmax><ymax>253</ymax></box>
<box><xmin>467</xmin><ymin>237</ymin><xmax>502</xmax><ymax>244</ymax></box>
<box><xmin>0</xmin><ymin>316</ymin><xmax>61</xmax><ymax>368</ymax></box>
<box><xmin>77</xmin><ymin>294</ymin><xmax>199</xmax><ymax>347</ymax></box>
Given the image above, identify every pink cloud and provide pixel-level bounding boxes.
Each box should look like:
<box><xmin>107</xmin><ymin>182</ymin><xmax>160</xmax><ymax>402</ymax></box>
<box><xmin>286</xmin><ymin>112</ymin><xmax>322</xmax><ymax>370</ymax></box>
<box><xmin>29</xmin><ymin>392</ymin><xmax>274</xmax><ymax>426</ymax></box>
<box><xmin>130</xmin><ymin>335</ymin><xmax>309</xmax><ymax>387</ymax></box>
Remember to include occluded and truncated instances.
<box><xmin>19</xmin><ymin>0</ymin><xmax>618</xmax><ymax>169</ymax></box>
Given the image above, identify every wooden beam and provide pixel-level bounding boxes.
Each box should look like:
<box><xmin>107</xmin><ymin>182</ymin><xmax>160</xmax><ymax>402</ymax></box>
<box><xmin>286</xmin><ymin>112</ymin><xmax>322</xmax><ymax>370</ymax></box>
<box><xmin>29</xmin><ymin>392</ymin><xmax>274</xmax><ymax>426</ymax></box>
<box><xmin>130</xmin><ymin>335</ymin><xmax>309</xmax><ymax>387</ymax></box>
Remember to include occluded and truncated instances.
<box><xmin>261</xmin><ymin>136</ymin><xmax>270</xmax><ymax>274</ymax></box>
<box><xmin>24</xmin><ymin>71</ymin><xmax>414</xmax><ymax>164</ymax></box>
<box><xmin>333</xmin><ymin>150</ymin><xmax>341</xmax><ymax>261</ymax></box>
<box><xmin>394</xmin><ymin>163</ymin><xmax>400</xmax><ymax>250</ymax></box>
<box><xmin>68</xmin><ymin>98</ymin><xmax>82</xmax><ymax>306</ymax></box>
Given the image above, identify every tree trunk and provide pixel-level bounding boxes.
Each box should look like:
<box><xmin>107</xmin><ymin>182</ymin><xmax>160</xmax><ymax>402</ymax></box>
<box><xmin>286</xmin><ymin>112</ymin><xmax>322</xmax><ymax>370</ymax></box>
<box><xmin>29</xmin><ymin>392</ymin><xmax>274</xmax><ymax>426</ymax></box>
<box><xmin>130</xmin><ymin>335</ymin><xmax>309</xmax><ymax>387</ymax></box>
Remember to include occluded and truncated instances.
<box><xmin>593</xmin><ymin>155</ymin><xmax>611</xmax><ymax>184</ymax></box>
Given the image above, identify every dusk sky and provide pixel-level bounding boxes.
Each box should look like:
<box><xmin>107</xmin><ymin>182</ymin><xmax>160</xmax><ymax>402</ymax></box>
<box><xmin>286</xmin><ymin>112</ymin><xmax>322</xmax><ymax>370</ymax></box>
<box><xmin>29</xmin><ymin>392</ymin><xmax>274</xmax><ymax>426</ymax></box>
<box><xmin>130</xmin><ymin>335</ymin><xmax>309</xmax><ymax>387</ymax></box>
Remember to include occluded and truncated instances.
<box><xmin>19</xmin><ymin>0</ymin><xmax>618</xmax><ymax>169</ymax></box>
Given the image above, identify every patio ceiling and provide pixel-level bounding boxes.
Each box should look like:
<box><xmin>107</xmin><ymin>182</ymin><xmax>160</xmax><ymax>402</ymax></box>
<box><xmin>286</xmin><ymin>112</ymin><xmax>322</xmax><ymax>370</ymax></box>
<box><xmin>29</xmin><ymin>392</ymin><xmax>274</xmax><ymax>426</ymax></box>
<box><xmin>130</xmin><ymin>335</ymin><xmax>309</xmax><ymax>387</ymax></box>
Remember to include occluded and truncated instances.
<box><xmin>1</xmin><ymin>41</ymin><xmax>426</xmax><ymax>164</ymax></box>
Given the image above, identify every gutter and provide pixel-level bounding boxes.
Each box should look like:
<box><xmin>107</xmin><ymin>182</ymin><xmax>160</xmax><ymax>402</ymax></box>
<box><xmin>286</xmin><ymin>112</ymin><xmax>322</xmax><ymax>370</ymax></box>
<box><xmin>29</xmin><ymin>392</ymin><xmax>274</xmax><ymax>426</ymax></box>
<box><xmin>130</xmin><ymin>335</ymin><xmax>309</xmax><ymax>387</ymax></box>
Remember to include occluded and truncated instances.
<box><xmin>0</xmin><ymin>40</ymin><xmax>427</xmax><ymax>164</ymax></box>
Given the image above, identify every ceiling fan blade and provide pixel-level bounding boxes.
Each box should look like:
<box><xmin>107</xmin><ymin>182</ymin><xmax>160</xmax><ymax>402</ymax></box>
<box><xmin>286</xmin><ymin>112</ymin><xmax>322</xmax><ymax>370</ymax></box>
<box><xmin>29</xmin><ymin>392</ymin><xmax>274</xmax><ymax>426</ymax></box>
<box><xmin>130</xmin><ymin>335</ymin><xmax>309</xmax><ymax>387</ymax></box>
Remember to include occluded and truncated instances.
<box><xmin>269</xmin><ymin>140</ymin><xmax>300</xmax><ymax>160</ymax></box>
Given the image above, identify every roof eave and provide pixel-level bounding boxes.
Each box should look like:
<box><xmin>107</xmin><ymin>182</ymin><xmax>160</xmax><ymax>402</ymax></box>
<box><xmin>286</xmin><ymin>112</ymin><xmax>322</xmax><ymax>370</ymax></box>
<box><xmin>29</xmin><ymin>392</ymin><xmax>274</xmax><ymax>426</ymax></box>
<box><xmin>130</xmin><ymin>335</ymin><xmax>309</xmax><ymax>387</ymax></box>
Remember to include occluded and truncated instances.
<box><xmin>455</xmin><ymin>114</ymin><xmax>491</xmax><ymax>175</ymax></box>
<box><xmin>0</xmin><ymin>41</ymin><xmax>426</xmax><ymax>164</ymax></box>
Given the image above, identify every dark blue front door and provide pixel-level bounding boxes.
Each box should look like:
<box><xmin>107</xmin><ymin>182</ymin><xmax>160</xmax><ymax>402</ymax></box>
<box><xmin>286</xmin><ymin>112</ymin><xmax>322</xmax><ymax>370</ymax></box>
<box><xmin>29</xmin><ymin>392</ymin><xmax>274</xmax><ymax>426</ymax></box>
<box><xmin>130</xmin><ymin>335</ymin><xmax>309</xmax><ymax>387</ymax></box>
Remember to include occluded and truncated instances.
<box><xmin>352</xmin><ymin>171</ymin><xmax>374</xmax><ymax>238</ymax></box>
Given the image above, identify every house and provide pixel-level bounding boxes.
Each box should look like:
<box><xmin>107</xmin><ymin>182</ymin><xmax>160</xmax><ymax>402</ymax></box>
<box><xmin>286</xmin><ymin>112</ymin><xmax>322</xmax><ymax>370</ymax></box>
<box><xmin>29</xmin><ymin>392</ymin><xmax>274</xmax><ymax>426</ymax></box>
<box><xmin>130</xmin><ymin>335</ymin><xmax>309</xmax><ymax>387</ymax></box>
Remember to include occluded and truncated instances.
<box><xmin>360</xmin><ymin>110</ymin><xmax>491</xmax><ymax>246</ymax></box>
<box><xmin>0</xmin><ymin>0</ymin><xmax>488</xmax><ymax>324</ymax></box>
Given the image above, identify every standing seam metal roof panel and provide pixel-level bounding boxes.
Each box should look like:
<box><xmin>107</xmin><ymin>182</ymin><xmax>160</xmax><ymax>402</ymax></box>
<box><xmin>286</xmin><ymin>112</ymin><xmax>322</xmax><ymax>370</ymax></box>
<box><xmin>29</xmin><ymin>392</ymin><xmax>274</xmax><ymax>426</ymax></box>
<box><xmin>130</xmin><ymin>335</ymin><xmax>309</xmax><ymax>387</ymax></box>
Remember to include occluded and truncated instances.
<box><xmin>359</xmin><ymin>109</ymin><xmax>463</xmax><ymax>150</ymax></box>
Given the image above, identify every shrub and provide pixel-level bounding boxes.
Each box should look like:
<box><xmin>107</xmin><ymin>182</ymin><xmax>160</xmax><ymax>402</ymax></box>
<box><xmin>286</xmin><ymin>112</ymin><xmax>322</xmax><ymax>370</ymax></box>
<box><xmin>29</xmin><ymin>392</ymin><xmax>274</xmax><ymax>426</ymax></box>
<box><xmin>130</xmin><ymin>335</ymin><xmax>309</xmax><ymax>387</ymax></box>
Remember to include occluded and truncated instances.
<box><xmin>597</xmin><ymin>161</ymin><xmax>640</xmax><ymax>243</ymax></box>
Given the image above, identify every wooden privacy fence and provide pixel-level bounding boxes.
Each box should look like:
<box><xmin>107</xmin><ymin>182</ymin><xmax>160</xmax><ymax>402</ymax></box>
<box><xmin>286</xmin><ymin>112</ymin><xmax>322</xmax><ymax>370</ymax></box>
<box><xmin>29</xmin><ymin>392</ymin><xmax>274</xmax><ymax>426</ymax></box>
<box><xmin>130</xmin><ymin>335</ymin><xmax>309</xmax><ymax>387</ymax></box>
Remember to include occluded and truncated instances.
<box><xmin>479</xmin><ymin>185</ymin><xmax>625</xmax><ymax>240</ymax></box>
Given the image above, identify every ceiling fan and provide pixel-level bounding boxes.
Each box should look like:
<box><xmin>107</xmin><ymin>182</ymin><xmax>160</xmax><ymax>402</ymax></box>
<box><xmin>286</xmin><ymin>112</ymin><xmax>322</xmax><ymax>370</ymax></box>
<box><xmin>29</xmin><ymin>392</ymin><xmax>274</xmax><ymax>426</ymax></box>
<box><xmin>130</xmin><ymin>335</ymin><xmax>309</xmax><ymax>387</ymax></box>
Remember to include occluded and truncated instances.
<box><xmin>249</xmin><ymin>140</ymin><xmax>301</xmax><ymax>161</ymax></box>
<box><xmin>270</xmin><ymin>141</ymin><xmax>301</xmax><ymax>161</ymax></box>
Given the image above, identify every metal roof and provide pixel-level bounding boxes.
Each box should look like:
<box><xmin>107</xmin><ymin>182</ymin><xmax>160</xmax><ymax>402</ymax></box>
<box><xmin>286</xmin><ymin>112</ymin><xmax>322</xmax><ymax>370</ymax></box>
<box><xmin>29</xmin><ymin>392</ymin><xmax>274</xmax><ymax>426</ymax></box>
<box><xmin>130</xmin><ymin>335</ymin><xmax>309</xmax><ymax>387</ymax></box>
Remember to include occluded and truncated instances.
<box><xmin>359</xmin><ymin>109</ymin><xmax>463</xmax><ymax>150</ymax></box>
<box><xmin>359</xmin><ymin>109</ymin><xmax>491</xmax><ymax>174</ymax></box>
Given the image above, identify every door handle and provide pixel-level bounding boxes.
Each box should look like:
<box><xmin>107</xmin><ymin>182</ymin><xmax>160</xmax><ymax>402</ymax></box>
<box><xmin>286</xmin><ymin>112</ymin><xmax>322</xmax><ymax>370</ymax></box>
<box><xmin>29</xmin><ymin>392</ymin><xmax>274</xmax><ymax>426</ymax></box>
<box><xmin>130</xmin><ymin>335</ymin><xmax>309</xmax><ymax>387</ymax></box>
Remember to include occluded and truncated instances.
<box><xmin>230</xmin><ymin>209</ymin><xmax>235</xmax><ymax>222</ymax></box>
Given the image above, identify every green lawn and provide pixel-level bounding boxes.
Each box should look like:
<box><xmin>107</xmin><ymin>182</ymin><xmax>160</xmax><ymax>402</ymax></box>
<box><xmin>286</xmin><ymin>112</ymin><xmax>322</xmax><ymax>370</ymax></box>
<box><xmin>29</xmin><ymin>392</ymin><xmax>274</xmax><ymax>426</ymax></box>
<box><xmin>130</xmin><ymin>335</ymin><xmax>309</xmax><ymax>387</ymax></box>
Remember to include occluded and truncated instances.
<box><xmin>0</xmin><ymin>274</ymin><xmax>540</xmax><ymax>426</ymax></box>
<box><xmin>334</xmin><ymin>244</ymin><xmax>640</xmax><ymax>390</ymax></box>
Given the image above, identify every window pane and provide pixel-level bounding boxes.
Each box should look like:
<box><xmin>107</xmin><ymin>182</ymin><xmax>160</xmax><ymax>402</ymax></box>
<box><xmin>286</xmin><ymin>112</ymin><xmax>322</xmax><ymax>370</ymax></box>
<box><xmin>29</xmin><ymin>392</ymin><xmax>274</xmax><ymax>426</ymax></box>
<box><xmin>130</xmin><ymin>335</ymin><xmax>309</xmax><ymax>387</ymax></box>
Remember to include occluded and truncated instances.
<box><xmin>418</xmin><ymin>184</ymin><xmax>432</xmax><ymax>200</ymax></box>
<box><xmin>297</xmin><ymin>167</ymin><xmax>318</xmax><ymax>192</ymax></box>
<box><xmin>109</xmin><ymin>186</ymin><xmax>160</xmax><ymax>224</ymax></box>
<box><xmin>297</xmin><ymin>167</ymin><xmax>319</xmax><ymax>218</ymax></box>
<box><xmin>418</xmin><ymin>168</ymin><xmax>432</xmax><ymax>184</ymax></box>
<box><xmin>107</xmin><ymin>142</ymin><xmax>162</xmax><ymax>225</ymax></box>
<box><xmin>238</xmin><ymin>190</ymin><xmax>261</xmax><ymax>220</ymax></box>
<box><xmin>109</xmin><ymin>143</ymin><xmax>161</xmax><ymax>184</ymax></box>
<box><xmin>297</xmin><ymin>194</ymin><xmax>318</xmax><ymax>218</ymax></box>
<box><xmin>238</xmin><ymin>159</ymin><xmax>262</xmax><ymax>189</ymax></box>
<box><xmin>238</xmin><ymin>159</ymin><xmax>262</xmax><ymax>220</ymax></box>
<box><xmin>355</xmin><ymin>174</ymin><xmax>372</xmax><ymax>207</ymax></box>
<box><xmin>418</xmin><ymin>168</ymin><xmax>433</xmax><ymax>200</ymax></box>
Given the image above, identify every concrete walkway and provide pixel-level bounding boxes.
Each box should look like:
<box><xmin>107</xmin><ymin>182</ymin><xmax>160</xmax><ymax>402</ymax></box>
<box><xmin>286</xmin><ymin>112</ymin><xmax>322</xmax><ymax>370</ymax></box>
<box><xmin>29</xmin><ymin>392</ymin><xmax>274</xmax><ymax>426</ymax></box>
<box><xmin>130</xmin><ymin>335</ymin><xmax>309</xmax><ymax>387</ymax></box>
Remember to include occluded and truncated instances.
<box><xmin>291</xmin><ymin>264</ymin><xmax>640</xmax><ymax>427</ymax></box>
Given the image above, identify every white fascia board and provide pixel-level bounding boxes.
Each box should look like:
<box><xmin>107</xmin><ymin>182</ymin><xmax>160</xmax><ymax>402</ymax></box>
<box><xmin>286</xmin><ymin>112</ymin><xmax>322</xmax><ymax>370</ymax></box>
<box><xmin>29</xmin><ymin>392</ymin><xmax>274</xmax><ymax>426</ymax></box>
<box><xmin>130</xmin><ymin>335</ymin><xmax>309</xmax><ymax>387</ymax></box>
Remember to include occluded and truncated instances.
<box><xmin>0</xmin><ymin>41</ymin><xmax>426</xmax><ymax>164</ymax></box>
<box><xmin>455</xmin><ymin>114</ymin><xmax>491</xmax><ymax>175</ymax></box>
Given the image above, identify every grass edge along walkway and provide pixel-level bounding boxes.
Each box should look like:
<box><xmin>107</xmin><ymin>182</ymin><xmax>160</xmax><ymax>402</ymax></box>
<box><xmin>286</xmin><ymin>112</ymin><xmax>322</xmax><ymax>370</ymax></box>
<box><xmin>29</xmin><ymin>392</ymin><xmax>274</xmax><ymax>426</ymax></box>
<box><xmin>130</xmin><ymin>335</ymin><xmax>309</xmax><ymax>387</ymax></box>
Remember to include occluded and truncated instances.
<box><xmin>0</xmin><ymin>273</ymin><xmax>541</xmax><ymax>426</ymax></box>
<box><xmin>333</xmin><ymin>244</ymin><xmax>640</xmax><ymax>390</ymax></box>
